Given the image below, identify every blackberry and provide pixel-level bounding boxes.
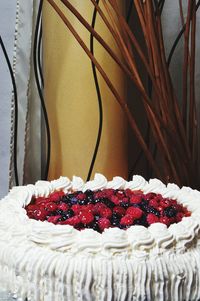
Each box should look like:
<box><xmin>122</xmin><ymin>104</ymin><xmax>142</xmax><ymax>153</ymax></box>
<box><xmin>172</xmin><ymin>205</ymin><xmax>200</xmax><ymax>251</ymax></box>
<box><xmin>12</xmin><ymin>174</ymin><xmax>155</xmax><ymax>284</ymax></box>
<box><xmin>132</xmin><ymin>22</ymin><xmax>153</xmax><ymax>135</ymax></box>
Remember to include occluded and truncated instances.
<box><xmin>111</xmin><ymin>213</ymin><xmax>120</xmax><ymax>226</ymax></box>
<box><xmin>148</xmin><ymin>206</ymin><xmax>160</xmax><ymax>216</ymax></box>
<box><xmin>85</xmin><ymin>189</ymin><xmax>93</xmax><ymax>196</ymax></box>
<box><xmin>61</xmin><ymin>209</ymin><xmax>74</xmax><ymax>219</ymax></box>
<box><xmin>78</xmin><ymin>199</ymin><xmax>87</xmax><ymax>205</ymax></box>
<box><xmin>56</xmin><ymin>209</ymin><xmax>63</xmax><ymax>215</ymax></box>
<box><xmin>130</xmin><ymin>203</ymin><xmax>140</xmax><ymax>208</ymax></box>
<box><xmin>61</xmin><ymin>195</ymin><xmax>71</xmax><ymax>204</ymax></box>
<box><xmin>164</xmin><ymin>206</ymin><xmax>177</xmax><ymax>218</ymax></box>
<box><xmin>101</xmin><ymin>198</ymin><xmax>115</xmax><ymax>208</ymax></box>
<box><xmin>86</xmin><ymin>195</ymin><xmax>94</xmax><ymax>204</ymax></box>
<box><xmin>139</xmin><ymin>199</ymin><xmax>148</xmax><ymax>210</ymax></box>
<box><xmin>120</xmin><ymin>201</ymin><xmax>129</xmax><ymax>208</ymax></box>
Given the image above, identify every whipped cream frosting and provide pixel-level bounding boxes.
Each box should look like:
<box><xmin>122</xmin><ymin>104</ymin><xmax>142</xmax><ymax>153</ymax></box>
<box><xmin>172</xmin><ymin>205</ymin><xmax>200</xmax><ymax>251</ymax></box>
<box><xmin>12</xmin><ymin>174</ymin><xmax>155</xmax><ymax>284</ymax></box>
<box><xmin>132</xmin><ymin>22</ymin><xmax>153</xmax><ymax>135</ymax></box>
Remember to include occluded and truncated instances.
<box><xmin>0</xmin><ymin>173</ymin><xmax>200</xmax><ymax>301</ymax></box>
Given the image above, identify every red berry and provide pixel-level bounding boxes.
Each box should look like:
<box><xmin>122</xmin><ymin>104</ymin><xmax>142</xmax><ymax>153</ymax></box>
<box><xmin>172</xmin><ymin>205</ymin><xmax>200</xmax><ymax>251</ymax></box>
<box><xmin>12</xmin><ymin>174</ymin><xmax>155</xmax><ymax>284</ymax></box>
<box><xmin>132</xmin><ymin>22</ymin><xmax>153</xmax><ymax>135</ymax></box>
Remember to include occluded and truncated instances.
<box><xmin>98</xmin><ymin>218</ymin><xmax>111</xmax><ymax>231</ymax></box>
<box><xmin>33</xmin><ymin>209</ymin><xmax>47</xmax><ymax>221</ymax></box>
<box><xmin>45</xmin><ymin>202</ymin><xmax>58</xmax><ymax>212</ymax></box>
<box><xmin>126</xmin><ymin>207</ymin><xmax>143</xmax><ymax>219</ymax></box>
<box><xmin>76</xmin><ymin>193</ymin><xmax>86</xmax><ymax>200</ymax></box>
<box><xmin>113</xmin><ymin>206</ymin><xmax>126</xmax><ymax>216</ymax></box>
<box><xmin>104</xmin><ymin>189</ymin><xmax>115</xmax><ymax>197</ymax></box>
<box><xmin>35</xmin><ymin>197</ymin><xmax>47</xmax><ymax>205</ymax></box>
<box><xmin>26</xmin><ymin>204</ymin><xmax>37</xmax><ymax>212</ymax></box>
<box><xmin>79</xmin><ymin>211</ymin><xmax>94</xmax><ymax>225</ymax></box>
<box><xmin>99</xmin><ymin>207</ymin><xmax>112</xmax><ymax>219</ymax></box>
<box><xmin>120</xmin><ymin>215</ymin><xmax>134</xmax><ymax>226</ymax></box>
<box><xmin>159</xmin><ymin>198</ymin><xmax>171</xmax><ymax>208</ymax></box>
<box><xmin>110</xmin><ymin>195</ymin><xmax>120</xmax><ymax>205</ymax></box>
<box><xmin>85</xmin><ymin>204</ymin><xmax>94</xmax><ymax>212</ymax></box>
<box><xmin>144</xmin><ymin>193</ymin><xmax>156</xmax><ymax>200</ymax></box>
<box><xmin>116</xmin><ymin>191</ymin><xmax>125</xmax><ymax>199</ymax></box>
<box><xmin>57</xmin><ymin>203</ymin><xmax>69</xmax><ymax>211</ymax></box>
<box><xmin>130</xmin><ymin>195</ymin><xmax>142</xmax><ymax>204</ymax></box>
<box><xmin>65</xmin><ymin>216</ymin><xmax>81</xmax><ymax>226</ymax></box>
<box><xmin>176</xmin><ymin>212</ymin><xmax>184</xmax><ymax>222</ymax></box>
<box><xmin>92</xmin><ymin>203</ymin><xmax>107</xmax><ymax>215</ymax></box>
<box><xmin>147</xmin><ymin>213</ymin><xmax>159</xmax><ymax>225</ymax></box>
<box><xmin>71</xmin><ymin>204</ymin><xmax>81</xmax><ymax>214</ymax></box>
<box><xmin>159</xmin><ymin>216</ymin><xmax>171</xmax><ymax>226</ymax></box>
<box><xmin>149</xmin><ymin>199</ymin><xmax>159</xmax><ymax>208</ymax></box>
<box><xmin>124</xmin><ymin>189</ymin><xmax>133</xmax><ymax>197</ymax></box>
<box><xmin>49</xmin><ymin>192</ymin><xmax>61</xmax><ymax>202</ymax></box>
<box><xmin>47</xmin><ymin>215</ymin><xmax>61</xmax><ymax>224</ymax></box>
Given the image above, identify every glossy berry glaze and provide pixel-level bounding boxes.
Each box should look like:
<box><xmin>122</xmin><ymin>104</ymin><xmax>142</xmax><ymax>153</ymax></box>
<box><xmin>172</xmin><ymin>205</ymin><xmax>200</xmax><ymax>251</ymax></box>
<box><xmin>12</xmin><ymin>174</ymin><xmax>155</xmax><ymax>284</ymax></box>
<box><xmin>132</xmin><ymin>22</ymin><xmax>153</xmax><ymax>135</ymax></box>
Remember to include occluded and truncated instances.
<box><xmin>25</xmin><ymin>189</ymin><xmax>191</xmax><ymax>233</ymax></box>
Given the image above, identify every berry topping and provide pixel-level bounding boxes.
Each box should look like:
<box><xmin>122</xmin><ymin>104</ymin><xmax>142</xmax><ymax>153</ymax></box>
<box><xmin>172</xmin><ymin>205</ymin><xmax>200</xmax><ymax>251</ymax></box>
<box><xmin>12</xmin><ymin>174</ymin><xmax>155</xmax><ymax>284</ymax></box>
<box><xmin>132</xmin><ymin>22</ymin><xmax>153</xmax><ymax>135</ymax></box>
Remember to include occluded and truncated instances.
<box><xmin>25</xmin><ymin>187</ymin><xmax>191</xmax><ymax>232</ymax></box>
<box><xmin>79</xmin><ymin>211</ymin><xmax>94</xmax><ymax>225</ymax></box>
<box><xmin>146</xmin><ymin>213</ymin><xmax>160</xmax><ymax>225</ymax></box>
<box><xmin>98</xmin><ymin>218</ymin><xmax>111</xmax><ymax>231</ymax></box>
<box><xmin>126</xmin><ymin>207</ymin><xmax>143</xmax><ymax>219</ymax></box>
<box><xmin>120</xmin><ymin>215</ymin><xmax>134</xmax><ymax>226</ymax></box>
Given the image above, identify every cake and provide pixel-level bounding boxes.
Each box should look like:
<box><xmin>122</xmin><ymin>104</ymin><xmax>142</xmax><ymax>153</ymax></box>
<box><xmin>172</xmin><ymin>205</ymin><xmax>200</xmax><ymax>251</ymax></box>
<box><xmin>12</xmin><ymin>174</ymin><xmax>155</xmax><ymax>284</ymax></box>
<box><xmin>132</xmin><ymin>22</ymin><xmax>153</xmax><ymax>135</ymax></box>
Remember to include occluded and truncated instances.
<box><xmin>0</xmin><ymin>173</ymin><xmax>200</xmax><ymax>301</ymax></box>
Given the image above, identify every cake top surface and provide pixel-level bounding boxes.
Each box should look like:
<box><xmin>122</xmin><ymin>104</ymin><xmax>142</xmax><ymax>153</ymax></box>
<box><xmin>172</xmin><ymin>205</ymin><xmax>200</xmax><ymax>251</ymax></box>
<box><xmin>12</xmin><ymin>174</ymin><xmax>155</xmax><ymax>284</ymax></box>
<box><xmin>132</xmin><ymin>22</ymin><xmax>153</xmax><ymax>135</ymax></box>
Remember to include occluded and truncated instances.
<box><xmin>0</xmin><ymin>173</ymin><xmax>200</xmax><ymax>257</ymax></box>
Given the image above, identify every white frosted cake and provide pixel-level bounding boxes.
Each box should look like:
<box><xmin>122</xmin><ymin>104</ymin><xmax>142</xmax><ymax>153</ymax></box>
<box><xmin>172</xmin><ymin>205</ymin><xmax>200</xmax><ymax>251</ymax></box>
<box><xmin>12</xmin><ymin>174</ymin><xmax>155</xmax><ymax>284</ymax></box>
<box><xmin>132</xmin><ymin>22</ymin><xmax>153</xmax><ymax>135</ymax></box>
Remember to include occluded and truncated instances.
<box><xmin>0</xmin><ymin>173</ymin><xmax>200</xmax><ymax>301</ymax></box>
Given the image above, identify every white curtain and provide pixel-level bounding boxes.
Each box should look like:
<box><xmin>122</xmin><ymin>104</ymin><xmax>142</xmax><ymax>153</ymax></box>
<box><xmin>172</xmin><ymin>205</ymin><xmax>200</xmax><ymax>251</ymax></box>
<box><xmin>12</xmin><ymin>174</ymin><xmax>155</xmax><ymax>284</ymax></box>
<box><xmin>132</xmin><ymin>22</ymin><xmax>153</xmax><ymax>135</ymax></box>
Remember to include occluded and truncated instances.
<box><xmin>0</xmin><ymin>0</ymin><xmax>41</xmax><ymax>198</ymax></box>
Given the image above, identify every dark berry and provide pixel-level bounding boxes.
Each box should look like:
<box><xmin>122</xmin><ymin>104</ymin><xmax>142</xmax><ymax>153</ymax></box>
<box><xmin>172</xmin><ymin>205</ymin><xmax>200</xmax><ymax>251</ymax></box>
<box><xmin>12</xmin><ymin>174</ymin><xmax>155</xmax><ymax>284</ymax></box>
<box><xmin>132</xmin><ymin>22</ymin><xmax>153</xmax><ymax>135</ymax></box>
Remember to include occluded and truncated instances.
<box><xmin>164</xmin><ymin>206</ymin><xmax>177</xmax><ymax>218</ymax></box>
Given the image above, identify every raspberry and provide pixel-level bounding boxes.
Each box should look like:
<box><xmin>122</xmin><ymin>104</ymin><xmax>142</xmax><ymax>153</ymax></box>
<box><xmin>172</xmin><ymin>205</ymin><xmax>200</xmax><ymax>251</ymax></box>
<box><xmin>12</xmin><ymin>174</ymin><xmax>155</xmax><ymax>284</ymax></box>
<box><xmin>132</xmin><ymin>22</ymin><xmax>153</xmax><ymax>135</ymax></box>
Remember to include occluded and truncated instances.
<box><xmin>45</xmin><ymin>202</ymin><xmax>58</xmax><ymax>212</ymax></box>
<box><xmin>49</xmin><ymin>192</ymin><xmax>61</xmax><ymax>202</ymax></box>
<box><xmin>33</xmin><ymin>209</ymin><xmax>47</xmax><ymax>221</ymax></box>
<box><xmin>113</xmin><ymin>206</ymin><xmax>126</xmax><ymax>216</ymax></box>
<box><xmin>116</xmin><ymin>191</ymin><xmax>125</xmax><ymax>199</ymax></box>
<box><xmin>147</xmin><ymin>213</ymin><xmax>159</xmax><ymax>225</ymax></box>
<box><xmin>159</xmin><ymin>216</ymin><xmax>171</xmax><ymax>226</ymax></box>
<box><xmin>104</xmin><ymin>189</ymin><xmax>115</xmax><ymax>197</ymax></box>
<box><xmin>57</xmin><ymin>203</ymin><xmax>69</xmax><ymax>211</ymax></box>
<box><xmin>98</xmin><ymin>218</ymin><xmax>111</xmax><ymax>231</ymax></box>
<box><xmin>120</xmin><ymin>215</ymin><xmax>134</xmax><ymax>226</ymax></box>
<box><xmin>126</xmin><ymin>207</ymin><xmax>143</xmax><ymax>219</ymax></box>
<box><xmin>99</xmin><ymin>207</ymin><xmax>112</xmax><ymax>219</ymax></box>
<box><xmin>65</xmin><ymin>216</ymin><xmax>81</xmax><ymax>226</ymax></box>
<box><xmin>149</xmin><ymin>199</ymin><xmax>159</xmax><ymax>208</ymax></box>
<box><xmin>110</xmin><ymin>195</ymin><xmax>120</xmax><ymax>205</ymax></box>
<box><xmin>79</xmin><ymin>211</ymin><xmax>94</xmax><ymax>225</ymax></box>
<box><xmin>92</xmin><ymin>203</ymin><xmax>107</xmax><ymax>215</ymax></box>
<box><xmin>26</xmin><ymin>204</ymin><xmax>37</xmax><ymax>212</ymax></box>
<box><xmin>76</xmin><ymin>193</ymin><xmax>86</xmax><ymax>200</ymax></box>
<box><xmin>47</xmin><ymin>215</ymin><xmax>61</xmax><ymax>224</ymax></box>
<box><xmin>35</xmin><ymin>197</ymin><xmax>47</xmax><ymax>205</ymax></box>
<box><xmin>71</xmin><ymin>204</ymin><xmax>81</xmax><ymax>214</ymax></box>
<box><xmin>159</xmin><ymin>198</ymin><xmax>171</xmax><ymax>208</ymax></box>
<box><xmin>176</xmin><ymin>212</ymin><xmax>184</xmax><ymax>222</ymax></box>
<box><xmin>130</xmin><ymin>195</ymin><xmax>142</xmax><ymax>204</ymax></box>
<box><xmin>85</xmin><ymin>204</ymin><xmax>94</xmax><ymax>212</ymax></box>
<box><xmin>144</xmin><ymin>193</ymin><xmax>156</xmax><ymax>200</ymax></box>
<box><xmin>124</xmin><ymin>189</ymin><xmax>133</xmax><ymax>197</ymax></box>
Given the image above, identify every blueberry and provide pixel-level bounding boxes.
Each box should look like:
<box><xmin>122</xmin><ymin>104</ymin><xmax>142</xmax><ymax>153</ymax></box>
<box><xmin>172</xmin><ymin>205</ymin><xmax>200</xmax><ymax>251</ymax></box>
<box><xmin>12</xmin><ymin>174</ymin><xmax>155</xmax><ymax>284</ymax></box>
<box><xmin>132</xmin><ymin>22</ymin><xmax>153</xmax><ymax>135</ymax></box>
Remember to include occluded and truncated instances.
<box><xmin>71</xmin><ymin>197</ymin><xmax>78</xmax><ymax>205</ymax></box>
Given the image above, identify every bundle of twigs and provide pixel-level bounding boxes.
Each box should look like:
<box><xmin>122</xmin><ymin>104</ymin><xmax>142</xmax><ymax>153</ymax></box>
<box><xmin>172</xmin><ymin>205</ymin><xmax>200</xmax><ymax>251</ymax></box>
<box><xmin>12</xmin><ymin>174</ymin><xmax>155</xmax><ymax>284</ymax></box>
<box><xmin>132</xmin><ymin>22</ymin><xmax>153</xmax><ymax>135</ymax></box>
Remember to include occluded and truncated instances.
<box><xmin>46</xmin><ymin>0</ymin><xmax>200</xmax><ymax>189</ymax></box>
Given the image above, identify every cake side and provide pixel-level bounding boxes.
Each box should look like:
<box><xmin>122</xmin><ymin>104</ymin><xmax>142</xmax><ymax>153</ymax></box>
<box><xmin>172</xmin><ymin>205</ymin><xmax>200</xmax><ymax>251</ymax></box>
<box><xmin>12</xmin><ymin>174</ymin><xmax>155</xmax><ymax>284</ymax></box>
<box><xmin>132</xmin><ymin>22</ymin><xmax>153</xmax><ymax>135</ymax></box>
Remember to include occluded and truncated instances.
<box><xmin>0</xmin><ymin>174</ymin><xmax>200</xmax><ymax>301</ymax></box>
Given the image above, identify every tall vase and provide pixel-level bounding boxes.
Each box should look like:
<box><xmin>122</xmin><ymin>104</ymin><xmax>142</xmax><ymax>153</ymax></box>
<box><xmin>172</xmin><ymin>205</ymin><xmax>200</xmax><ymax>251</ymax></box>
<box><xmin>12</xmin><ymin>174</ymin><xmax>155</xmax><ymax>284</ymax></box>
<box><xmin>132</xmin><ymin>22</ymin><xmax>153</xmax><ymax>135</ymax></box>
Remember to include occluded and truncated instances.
<box><xmin>43</xmin><ymin>0</ymin><xmax>127</xmax><ymax>181</ymax></box>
